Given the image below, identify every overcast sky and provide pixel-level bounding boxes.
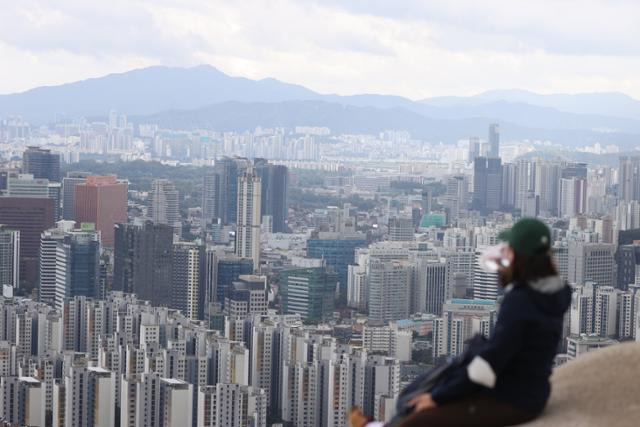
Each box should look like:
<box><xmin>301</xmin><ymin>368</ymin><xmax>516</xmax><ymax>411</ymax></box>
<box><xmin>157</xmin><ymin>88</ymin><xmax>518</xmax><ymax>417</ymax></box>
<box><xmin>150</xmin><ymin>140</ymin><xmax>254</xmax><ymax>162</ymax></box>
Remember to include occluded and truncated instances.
<box><xmin>2</xmin><ymin>0</ymin><xmax>640</xmax><ymax>99</ymax></box>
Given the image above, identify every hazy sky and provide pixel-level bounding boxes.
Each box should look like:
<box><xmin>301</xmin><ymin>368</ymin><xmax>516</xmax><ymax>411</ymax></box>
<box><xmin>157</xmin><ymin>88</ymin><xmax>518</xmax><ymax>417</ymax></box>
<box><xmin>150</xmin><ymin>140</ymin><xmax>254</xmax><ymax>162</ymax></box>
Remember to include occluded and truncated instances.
<box><xmin>2</xmin><ymin>0</ymin><xmax>640</xmax><ymax>99</ymax></box>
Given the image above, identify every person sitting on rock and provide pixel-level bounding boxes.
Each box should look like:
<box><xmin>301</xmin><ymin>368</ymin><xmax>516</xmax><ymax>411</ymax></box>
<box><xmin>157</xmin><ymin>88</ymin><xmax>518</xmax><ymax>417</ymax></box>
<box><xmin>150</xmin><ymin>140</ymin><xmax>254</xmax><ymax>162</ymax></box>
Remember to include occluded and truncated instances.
<box><xmin>351</xmin><ymin>218</ymin><xmax>572</xmax><ymax>427</ymax></box>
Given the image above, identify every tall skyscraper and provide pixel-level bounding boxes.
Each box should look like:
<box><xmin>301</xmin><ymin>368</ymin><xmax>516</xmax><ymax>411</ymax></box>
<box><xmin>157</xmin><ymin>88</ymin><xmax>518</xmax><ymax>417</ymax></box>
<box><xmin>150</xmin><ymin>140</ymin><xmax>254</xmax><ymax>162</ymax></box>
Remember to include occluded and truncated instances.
<box><xmin>40</xmin><ymin>224</ymin><xmax>101</xmax><ymax>310</ymax></box>
<box><xmin>488</xmin><ymin>123</ymin><xmax>500</xmax><ymax>158</ymax></box>
<box><xmin>74</xmin><ymin>176</ymin><xmax>128</xmax><ymax>247</ymax></box>
<box><xmin>202</xmin><ymin>157</ymin><xmax>251</xmax><ymax>226</ymax></box>
<box><xmin>535</xmin><ymin>161</ymin><xmax>561</xmax><ymax>217</ymax></box>
<box><xmin>113</xmin><ymin>221</ymin><xmax>174</xmax><ymax>307</ymax></box>
<box><xmin>254</xmin><ymin>159</ymin><xmax>288</xmax><ymax>233</ymax></box>
<box><xmin>149</xmin><ymin>179</ymin><xmax>180</xmax><ymax>234</ymax></box>
<box><xmin>415</xmin><ymin>259</ymin><xmax>450</xmax><ymax>315</ymax></box>
<box><xmin>559</xmin><ymin>177</ymin><xmax>587</xmax><ymax>218</ymax></box>
<box><xmin>0</xmin><ymin>225</ymin><xmax>20</xmax><ymax>289</ymax></box>
<box><xmin>62</xmin><ymin>172</ymin><xmax>89</xmax><ymax>220</ymax></box>
<box><xmin>172</xmin><ymin>242</ymin><xmax>205</xmax><ymax>320</ymax></box>
<box><xmin>0</xmin><ymin>197</ymin><xmax>54</xmax><ymax>292</ymax></box>
<box><xmin>472</xmin><ymin>157</ymin><xmax>502</xmax><ymax>213</ymax></box>
<box><xmin>280</xmin><ymin>266</ymin><xmax>337</xmax><ymax>321</ymax></box>
<box><xmin>235</xmin><ymin>167</ymin><xmax>262</xmax><ymax>271</ymax></box>
<box><xmin>22</xmin><ymin>146</ymin><xmax>60</xmax><ymax>182</ymax></box>
<box><xmin>619</xmin><ymin>155</ymin><xmax>640</xmax><ymax>202</ymax></box>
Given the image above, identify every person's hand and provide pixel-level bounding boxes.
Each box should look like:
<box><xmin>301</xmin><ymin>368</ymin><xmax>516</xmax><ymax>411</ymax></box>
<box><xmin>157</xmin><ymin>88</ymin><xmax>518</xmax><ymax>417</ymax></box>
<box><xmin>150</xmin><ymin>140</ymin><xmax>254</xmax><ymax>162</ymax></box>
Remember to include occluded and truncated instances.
<box><xmin>408</xmin><ymin>393</ymin><xmax>438</xmax><ymax>412</ymax></box>
<box><xmin>348</xmin><ymin>407</ymin><xmax>370</xmax><ymax>427</ymax></box>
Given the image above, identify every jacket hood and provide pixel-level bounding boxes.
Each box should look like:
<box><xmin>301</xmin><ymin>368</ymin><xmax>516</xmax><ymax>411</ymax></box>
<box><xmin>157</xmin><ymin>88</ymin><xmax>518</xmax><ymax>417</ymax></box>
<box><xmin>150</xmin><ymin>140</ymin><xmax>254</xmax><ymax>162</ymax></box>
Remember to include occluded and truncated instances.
<box><xmin>524</xmin><ymin>275</ymin><xmax>571</xmax><ymax>317</ymax></box>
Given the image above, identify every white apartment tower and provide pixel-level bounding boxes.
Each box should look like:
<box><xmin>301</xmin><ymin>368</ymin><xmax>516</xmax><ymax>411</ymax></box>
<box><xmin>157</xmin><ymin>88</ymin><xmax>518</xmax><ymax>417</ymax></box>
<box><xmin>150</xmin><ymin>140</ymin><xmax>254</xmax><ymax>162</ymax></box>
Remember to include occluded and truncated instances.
<box><xmin>235</xmin><ymin>167</ymin><xmax>262</xmax><ymax>272</ymax></box>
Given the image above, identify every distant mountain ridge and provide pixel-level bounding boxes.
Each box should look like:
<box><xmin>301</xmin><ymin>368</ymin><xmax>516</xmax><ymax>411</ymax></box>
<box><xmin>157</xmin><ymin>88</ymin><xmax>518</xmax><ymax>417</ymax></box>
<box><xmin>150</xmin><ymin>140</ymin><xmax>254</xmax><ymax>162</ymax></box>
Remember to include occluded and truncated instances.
<box><xmin>2</xmin><ymin>64</ymin><xmax>640</xmax><ymax>148</ymax></box>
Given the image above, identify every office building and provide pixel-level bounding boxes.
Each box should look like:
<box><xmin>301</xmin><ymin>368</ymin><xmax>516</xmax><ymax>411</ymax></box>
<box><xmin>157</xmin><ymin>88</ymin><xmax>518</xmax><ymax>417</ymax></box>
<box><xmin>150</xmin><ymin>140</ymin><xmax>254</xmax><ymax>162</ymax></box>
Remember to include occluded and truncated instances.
<box><xmin>617</xmin><ymin>243</ymin><xmax>640</xmax><ymax>291</ymax></box>
<box><xmin>280</xmin><ymin>266</ymin><xmax>337</xmax><ymax>321</ymax></box>
<box><xmin>74</xmin><ymin>176</ymin><xmax>128</xmax><ymax>247</ymax></box>
<box><xmin>415</xmin><ymin>258</ymin><xmax>450</xmax><ymax>315</ymax></box>
<box><xmin>388</xmin><ymin>216</ymin><xmax>414</xmax><ymax>242</ymax></box>
<box><xmin>441</xmin><ymin>176</ymin><xmax>468</xmax><ymax>222</ymax></box>
<box><xmin>62</xmin><ymin>172</ymin><xmax>90</xmax><ymax>220</ymax></box>
<box><xmin>40</xmin><ymin>224</ymin><xmax>101</xmax><ymax>310</ymax></box>
<box><xmin>224</xmin><ymin>275</ymin><xmax>268</xmax><ymax>320</ymax></box>
<box><xmin>22</xmin><ymin>146</ymin><xmax>60</xmax><ymax>182</ymax></box>
<box><xmin>209</xmin><ymin>255</ymin><xmax>254</xmax><ymax>307</ymax></box>
<box><xmin>113</xmin><ymin>221</ymin><xmax>173</xmax><ymax>307</ymax></box>
<box><xmin>472</xmin><ymin>157</ymin><xmax>502</xmax><ymax>213</ymax></box>
<box><xmin>307</xmin><ymin>232</ymin><xmax>367</xmax><ymax>303</ymax></box>
<box><xmin>235</xmin><ymin>167</ymin><xmax>262</xmax><ymax>271</ymax></box>
<box><xmin>255</xmin><ymin>159</ymin><xmax>288</xmax><ymax>233</ymax></box>
<box><xmin>0</xmin><ymin>197</ymin><xmax>54</xmax><ymax>291</ymax></box>
<box><xmin>172</xmin><ymin>242</ymin><xmax>204</xmax><ymax>320</ymax></box>
<box><xmin>488</xmin><ymin>123</ymin><xmax>500</xmax><ymax>158</ymax></box>
<box><xmin>566</xmin><ymin>334</ymin><xmax>618</xmax><ymax>360</ymax></box>
<box><xmin>568</xmin><ymin>241</ymin><xmax>616</xmax><ymax>288</ymax></box>
<box><xmin>149</xmin><ymin>179</ymin><xmax>180</xmax><ymax>234</ymax></box>
<box><xmin>367</xmin><ymin>260</ymin><xmax>410</xmax><ymax>324</ymax></box>
<box><xmin>6</xmin><ymin>173</ymin><xmax>49</xmax><ymax>197</ymax></box>
<box><xmin>0</xmin><ymin>226</ymin><xmax>19</xmax><ymax>289</ymax></box>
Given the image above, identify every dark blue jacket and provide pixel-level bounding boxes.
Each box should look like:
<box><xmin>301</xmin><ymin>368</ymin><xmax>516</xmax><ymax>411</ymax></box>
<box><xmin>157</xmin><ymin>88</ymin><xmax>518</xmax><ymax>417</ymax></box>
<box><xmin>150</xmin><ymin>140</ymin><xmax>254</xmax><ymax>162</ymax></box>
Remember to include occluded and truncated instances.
<box><xmin>430</xmin><ymin>275</ymin><xmax>571</xmax><ymax>414</ymax></box>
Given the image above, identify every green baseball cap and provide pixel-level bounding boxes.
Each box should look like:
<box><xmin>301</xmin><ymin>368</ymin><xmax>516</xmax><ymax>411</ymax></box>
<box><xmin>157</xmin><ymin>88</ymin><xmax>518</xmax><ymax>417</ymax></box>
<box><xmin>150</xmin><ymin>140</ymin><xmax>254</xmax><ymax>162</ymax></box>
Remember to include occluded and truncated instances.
<box><xmin>498</xmin><ymin>218</ymin><xmax>551</xmax><ymax>256</ymax></box>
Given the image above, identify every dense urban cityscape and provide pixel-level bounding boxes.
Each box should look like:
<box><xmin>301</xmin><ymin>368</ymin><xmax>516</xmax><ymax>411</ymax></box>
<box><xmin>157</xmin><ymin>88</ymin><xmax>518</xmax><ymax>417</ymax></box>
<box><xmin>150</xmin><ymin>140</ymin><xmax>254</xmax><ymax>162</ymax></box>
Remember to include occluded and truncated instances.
<box><xmin>0</xmin><ymin>109</ymin><xmax>639</xmax><ymax>426</ymax></box>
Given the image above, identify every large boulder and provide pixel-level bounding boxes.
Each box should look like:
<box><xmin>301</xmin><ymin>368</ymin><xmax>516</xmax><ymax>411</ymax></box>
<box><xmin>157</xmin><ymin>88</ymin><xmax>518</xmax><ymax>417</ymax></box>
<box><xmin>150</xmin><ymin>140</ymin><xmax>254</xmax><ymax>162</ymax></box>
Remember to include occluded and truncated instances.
<box><xmin>524</xmin><ymin>341</ymin><xmax>640</xmax><ymax>426</ymax></box>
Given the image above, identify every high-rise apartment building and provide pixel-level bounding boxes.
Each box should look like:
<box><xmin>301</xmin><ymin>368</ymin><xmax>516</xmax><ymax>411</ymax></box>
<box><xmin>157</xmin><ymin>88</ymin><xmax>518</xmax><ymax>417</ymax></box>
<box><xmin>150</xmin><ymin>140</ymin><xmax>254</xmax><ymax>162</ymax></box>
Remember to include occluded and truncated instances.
<box><xmin>559</xmin><ymin>177</ymin><xmax>587</xmax><ymax>217</ymax></box>
<box><xmin>235</xmin><ymin>167</ymin><xmax>262</xmax><ymax>271</ymax></box>
<box><xmin>224</xmin><ymin>275</ymin><xmax>268</xmax><ymax>320</ymax></box>
<box><xmin>22</xmin><ymin>146</ymin><xmax>60</xmax><ymax>182</ymax></box>
<box><xmin>202</xmin><ymin>157</ymin><xmax>251</xmax><ymax>226</ymax></box>
<box><xmin>0</xmin><ymin>197</ymin><xmax>54</xmax><ymax>291</ymax></box>
<box><xmin>619</xmin><ymin>155</ymin><xmax>640</xmax><ymax>202</ymax></box>
<box><xmin>535</xmin><ymin>161</ymin><xmax>561</xmax><ymax>217</ymax></box>
<box><xmin>280</xmin><ymin>266</ymin><xmax>337</xmax><ymax>321</ymax></box>
<box><xmin>0</xmin><ymin>376</ymin><xmax>45</xmax><ymax>426</ymax></box>
<box><xmin>74</xmin><ymin>176</ymin><xmax>127</xmax><ymax>247</ymax></box>
<box><xmin>172</xmin><ymin>242</ymin><xmax>204</xmax><ymax>320</ymax></box>
<box><xmin>367</xmin><ymin>259</ymin><xmax>410</xmax><ymax>324</ymax></box>
<box><xmin>113</xmin><ymin>221</ymin><xmax>174</xmax><ymax>307</ymax></box>
<box><xmin>0</xmin><ymin>225</ymin><xmax>20</xmax><ymax>289</ymax></box>
<box><xmin>149</xmin><ymin>179</ymin><xmax>180</xmax><ymax>234</ymax></box>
